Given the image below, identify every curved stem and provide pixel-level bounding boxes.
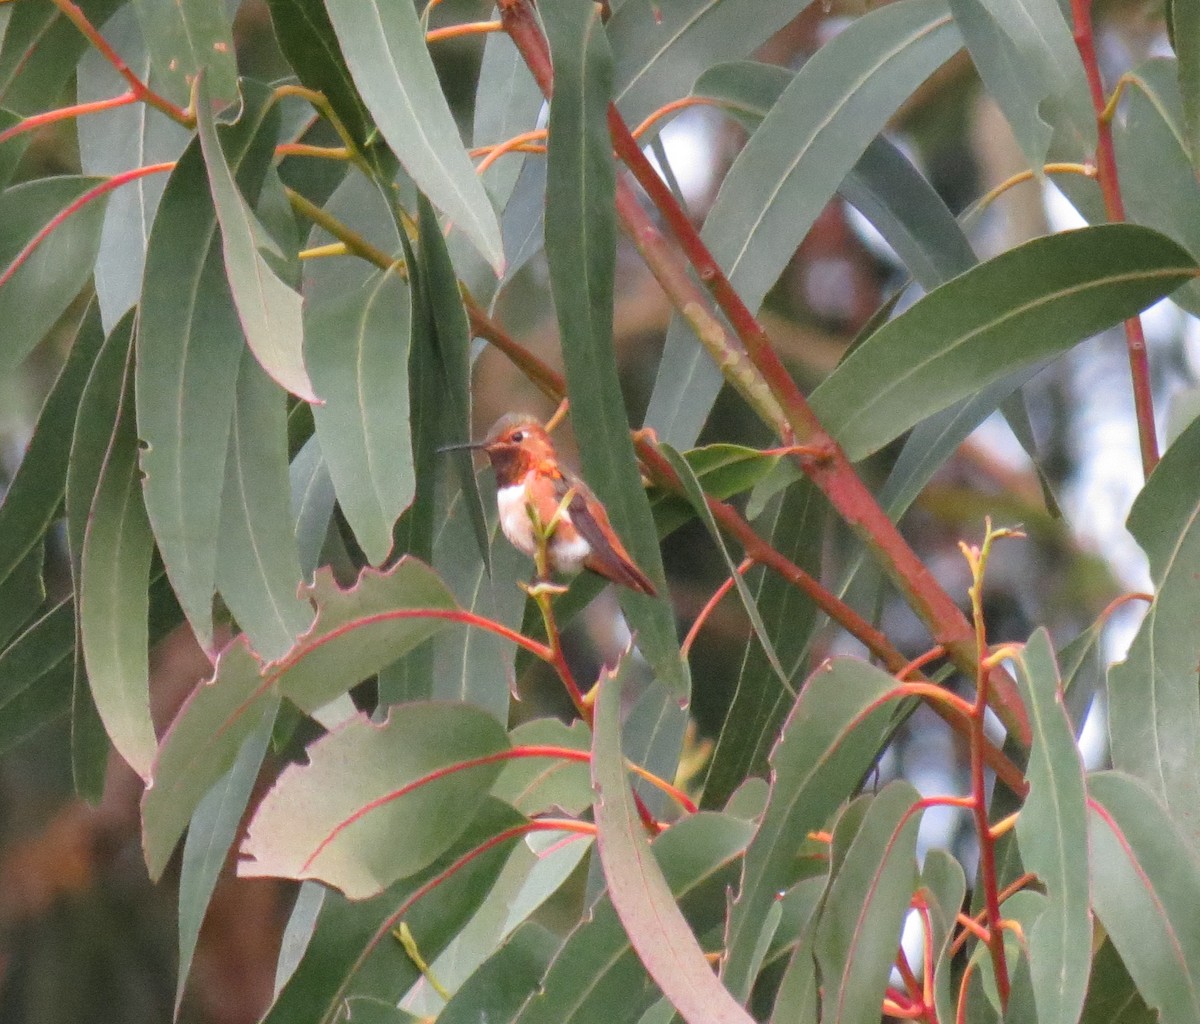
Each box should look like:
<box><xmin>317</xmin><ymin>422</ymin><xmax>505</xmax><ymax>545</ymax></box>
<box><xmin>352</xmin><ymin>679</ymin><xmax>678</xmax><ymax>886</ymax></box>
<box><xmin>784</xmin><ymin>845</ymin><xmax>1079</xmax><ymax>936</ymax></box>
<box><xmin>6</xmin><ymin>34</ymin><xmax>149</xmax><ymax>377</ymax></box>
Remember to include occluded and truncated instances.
<box><xmin>48</xmin><ymin>0</ymin><xmax>192</xmax><ymax>125</ymax></box>
<box><xmin>0</xmin><ymin>91</ymin><xmax>138</xmax><ymax>144</ymax></box>
<box><xmin>426</xmin><ymin>19</ymin><xmax>503</xmax><ymax>43</ymax></box>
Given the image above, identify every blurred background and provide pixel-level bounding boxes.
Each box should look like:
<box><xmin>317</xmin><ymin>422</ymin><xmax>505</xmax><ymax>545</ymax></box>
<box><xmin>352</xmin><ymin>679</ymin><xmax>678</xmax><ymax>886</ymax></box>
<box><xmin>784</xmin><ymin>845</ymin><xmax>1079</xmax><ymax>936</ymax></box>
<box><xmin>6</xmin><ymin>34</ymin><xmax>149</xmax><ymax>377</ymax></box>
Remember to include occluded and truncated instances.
<box><xmin>0</xmin><ymin>1</ymin><xmax>1192</xmax><ymax>1020</ymax></box>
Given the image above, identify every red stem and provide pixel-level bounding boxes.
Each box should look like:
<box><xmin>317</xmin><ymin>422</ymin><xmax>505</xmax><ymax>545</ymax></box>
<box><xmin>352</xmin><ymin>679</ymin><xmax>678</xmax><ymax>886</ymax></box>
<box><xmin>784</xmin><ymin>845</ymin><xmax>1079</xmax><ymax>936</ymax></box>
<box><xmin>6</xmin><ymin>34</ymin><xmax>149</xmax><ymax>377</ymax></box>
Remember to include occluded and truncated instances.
<box><xmin>1071</xmin><ymin>0</ymin><xmax>1158</xmax><ymax>476</ymax></box>
<box><xmin>47</xmin><ymin>0</ymin><xmax>193</xmax><ymax>125</ymax></box>
<box><xmin>970</xmin><ymin>652</ymin><xmax>1010</xmax><ymax>1006</ymax></box>
<box><xmin>0</xmin><ymin>91</ymin><xmax>138</xmax><ymax>144</ymax></box>
<box><xmin>0</xmin><ymin>162</ymin><xmax>175</xmax><ymax>291</ymax></box>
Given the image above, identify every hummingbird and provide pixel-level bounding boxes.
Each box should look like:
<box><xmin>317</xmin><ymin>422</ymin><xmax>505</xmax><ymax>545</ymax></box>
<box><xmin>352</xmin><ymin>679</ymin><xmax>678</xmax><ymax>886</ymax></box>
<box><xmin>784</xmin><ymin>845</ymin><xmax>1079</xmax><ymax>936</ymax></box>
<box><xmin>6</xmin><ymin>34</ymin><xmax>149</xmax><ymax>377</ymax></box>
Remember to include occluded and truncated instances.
<box><xmin>445</xmin><ymin>414</ymin><xmax>658</xmax><ymax>596</ymax></box>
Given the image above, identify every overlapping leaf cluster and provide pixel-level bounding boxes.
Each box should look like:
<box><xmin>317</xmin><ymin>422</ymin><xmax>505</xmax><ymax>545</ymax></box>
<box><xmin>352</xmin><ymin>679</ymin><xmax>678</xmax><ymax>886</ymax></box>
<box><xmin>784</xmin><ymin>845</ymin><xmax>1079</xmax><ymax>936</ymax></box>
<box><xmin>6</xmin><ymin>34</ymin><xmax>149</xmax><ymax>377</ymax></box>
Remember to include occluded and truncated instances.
<box><xmin>2</xmin><ymin>0</ymin><xmax>1200</xmax><ymax>1022</ymax></box>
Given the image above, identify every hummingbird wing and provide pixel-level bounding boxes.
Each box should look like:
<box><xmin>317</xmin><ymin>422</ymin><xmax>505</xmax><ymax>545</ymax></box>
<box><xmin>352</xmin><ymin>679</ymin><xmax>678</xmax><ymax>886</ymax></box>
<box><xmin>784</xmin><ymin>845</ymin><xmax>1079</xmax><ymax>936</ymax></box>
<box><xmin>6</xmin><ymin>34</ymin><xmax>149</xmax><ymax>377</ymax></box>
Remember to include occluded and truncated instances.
<box><xmin>562</xmin><ymin>478</ymin><xmax>658</xmax><ymax>596</ymax></box>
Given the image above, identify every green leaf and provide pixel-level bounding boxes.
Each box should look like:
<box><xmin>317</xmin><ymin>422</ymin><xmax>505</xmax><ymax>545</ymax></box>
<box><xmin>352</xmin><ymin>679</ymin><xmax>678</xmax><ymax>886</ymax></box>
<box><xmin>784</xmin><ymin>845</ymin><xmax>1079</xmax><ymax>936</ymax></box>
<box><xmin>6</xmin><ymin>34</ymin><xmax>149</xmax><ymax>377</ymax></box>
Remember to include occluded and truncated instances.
<box><xmin>438</xmin><ymin>922</ymin><xmax>560</xmax><ymax>1024</ymax></box>
<box><xmin>608</xmin><ymin>0</ymin><xmax>814</xmax><ymax>128</ymax></box>
<box><xmin>0</xmin><ymin>598</ymin><xmax>74</xmax><ymax>754</ymax></box>
<box><xmin>138</xmin><ymin>81</ymin><xmax>278</xmax><ymax>651</ymax></box>
<box><xmin>324</xmin><ymin>0</ymin><xmax>504</xmax><ymax>272</ymax></box>
<box><xmin>263</xmin><ymin>798</ymin><xmax>525</xmax><ymax>1024</ymax></box>
<box><xmin>592</xmin><ymin>665</ymin><xmax>754</xmax><ymax>1024</ymax></box>
<box><xmin>1012</xmin><ymin>629</ymin><xmax>1090</xmax><ymax>1024</ymax></box>
<box><xmin>810</xmin><ymin>225</ymin><xmax>1198</xmax><ymax>462</ymax></box>
<box><xmin>79</xmin><ymin>323</ymin><xmax>157</xmax><ymax>780</ymax></box>
<box><xmin>142</xmin><ymin>558</ymin><xmax>458</xmax><ymax>878</ymax></box>
<box><xmin>493</xmin><ymin>718</ymin><xmax>592</xmax><ymax>816</ymax></box>
<box><xmin>196</xmin><ymin>80</ymin><xmax>317</xmax><ymax>402</ymax></box>
<box><xmin>1169</xmin><ymin>0</ymin><xmax>1200</xmax><ymax>169</ymax></box>
<box><xmin>432</xmin><ymin>483</ymin><xmax>528</xmax><ymax>721</ymax></box>
<box><xmin>723</xmin><ymin>658</ymin><xmax>899</xmax><ymax>999</ymax></box>
<box><xmin>130</xmin><ymin>0</ymin><xmax>237</xmax><ymax>107</ymax></box>
<box><xmin>1079</xmin><ymin>939</ymin><xmax>1156</xmax><ymax>1024</ymax></box>
<box><xmin>1108</xmin><ymin>413</ymin><xmax>1200</xmax><ymax>846</ymax></box>
<box><xmin>0</xmin><ymin>108</ymin><xmax>30</xmax><ymax>189</ymax></box>
<box><xmin>307</xmin><ymin>265</ymin><xmax>413</xmax><ymax>565</ymax></box>
<box><xmin>922</xmin><ymin>850</ymin><xmax>968</xmax><ymax>1024</ymax></box>
<box><xmin>814</xmin><ymin>782</ymin><xmax>921</xmax><ymax>1024</ymax></box>
<box><xmin>543</xmin><ymin>0</ymin><xmax>686</xmax><ymax>700</ymax></box>
<box><xmin>645</xmin><ymin>0</ymin><xmax>962</xmax><ymax>449</ymax></box>
<box><xmin>702</xmin><ymin>481</ymin><xmax>822</xmax><ymax>810</ymax></box>
<box><xmin>416</xmin><ymin>194</ymin><xmax>490</xmax><ymax>570</ymax></box>
<box><xmin>267</xmin><ymin>0</ymin><xmax>373</xmax><ymax>147</ymax></box>
<box><xmin>0</xmin><ymin>176</ymin><xmax>108</xmax><ymax>375</ymax></box>
<box><xmin>0</xmin><ymin>301</ymin><xmax>103</xmax><ymax>643</ymax></box>
<box><xmin>68</xmin><ymin>311</ymin><xmax>138</xmax><ymax>801</ymax></box>
<box><xmin>289</xmin><ymin>435</ymin><xmax>335</xmax><ymax>581</ymax></box>
<box><xmin>242</xmin><ymin>702</ymin><xmax>511</xmax><ymax>898</ymax></box>
<box><xmin>215</xmin><ymin>348</ymin><xmax>314</xmax><ymax>660</ymax></box>
<box><xmin>0</xmin><ymin>0</ymin><xmax>123</xmax><ymax>115</ymax></box>
<box><xmin>658</xmin><ymin>443</ymin><xmax>789</xmax><ymax>688</ymax></box>
<box><xmin>692</xmin><ymin>60</ymin><xmax>976</xmax><ymax>293</ymax></box>
<box><xmin>1115</xmin><ymin>59</ymin><xmax>1200</xmax><ymax>318</ymax></box>
<box><xmin>176</xmin><ymin>698</ymin><xmax>277</xmax><ymax>1015</ymax></box>
<box><xmin>473</xmin><ymin>23</ymin><xmax>543</xmax><ymax>208</ymax></box>
<box><xmin>514</xmin><ymin>809</ymin><xmax>753</xmax><ymax>1024</ymax></box>
<box><xmin>1087</xmin><ymin>771</ymin><xmax>1200</xmax><ymax>1024</ymax></box>
<box><xmin>76</xmin><ymin>6</ymin><xmax>191</xmax><ymax>330</ymax></box>
<box><xmin>947</xmin><ymin>0</ymin><xmax>1094</xmax><ymax>171</ymax></box>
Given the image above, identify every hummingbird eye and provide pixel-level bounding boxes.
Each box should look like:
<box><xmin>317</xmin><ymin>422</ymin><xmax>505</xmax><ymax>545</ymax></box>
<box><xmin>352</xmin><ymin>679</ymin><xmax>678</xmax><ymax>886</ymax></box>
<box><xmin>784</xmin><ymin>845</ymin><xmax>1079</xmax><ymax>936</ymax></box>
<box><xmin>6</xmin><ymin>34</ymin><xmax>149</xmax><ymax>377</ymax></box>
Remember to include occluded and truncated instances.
<box><xmin>510</xmin><ymin>431</ymin><xmax>525</xmax><ymax>443</ymax></box>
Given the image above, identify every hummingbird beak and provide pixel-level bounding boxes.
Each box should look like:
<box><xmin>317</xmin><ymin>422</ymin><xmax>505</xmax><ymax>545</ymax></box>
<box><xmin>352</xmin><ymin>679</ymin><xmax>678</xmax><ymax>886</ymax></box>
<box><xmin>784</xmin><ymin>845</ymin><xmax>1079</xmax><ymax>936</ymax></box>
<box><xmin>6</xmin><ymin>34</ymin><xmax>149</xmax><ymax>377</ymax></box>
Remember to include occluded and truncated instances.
<box><xmin>437</xmin><ymin>439</ymin><xmax>486</xmax><ymax>453</ymax></box>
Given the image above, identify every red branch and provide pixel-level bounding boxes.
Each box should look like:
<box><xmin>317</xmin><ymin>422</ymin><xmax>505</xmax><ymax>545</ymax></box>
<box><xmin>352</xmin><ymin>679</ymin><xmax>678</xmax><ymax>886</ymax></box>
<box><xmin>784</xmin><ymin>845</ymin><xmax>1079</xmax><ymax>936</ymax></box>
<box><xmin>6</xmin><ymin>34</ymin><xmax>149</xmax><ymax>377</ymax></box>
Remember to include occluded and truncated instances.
<box><xmin>0</xmin><ymin>91</ymin><xmax>138</xmax><ymax>145</ymax></box>
<box><xmin>1071</xmin><ymin>0</ymin><xmax>1158</xmax><ymax>475</ymax></box>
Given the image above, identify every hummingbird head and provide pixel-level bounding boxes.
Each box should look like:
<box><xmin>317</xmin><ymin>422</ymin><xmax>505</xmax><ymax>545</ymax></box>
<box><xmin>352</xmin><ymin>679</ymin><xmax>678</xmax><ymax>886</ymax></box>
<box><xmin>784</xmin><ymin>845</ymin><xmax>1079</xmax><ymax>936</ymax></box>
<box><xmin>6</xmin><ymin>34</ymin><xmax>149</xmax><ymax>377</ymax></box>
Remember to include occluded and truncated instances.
<box><xmin>439</xmin><ymin>414</ymin><xmax>558</xmax><ymax>486</ymax></box>
<box><xmin>478</xmin><ymin>413</ymin><xmax>557</xmax><ymax>484</ymax></box>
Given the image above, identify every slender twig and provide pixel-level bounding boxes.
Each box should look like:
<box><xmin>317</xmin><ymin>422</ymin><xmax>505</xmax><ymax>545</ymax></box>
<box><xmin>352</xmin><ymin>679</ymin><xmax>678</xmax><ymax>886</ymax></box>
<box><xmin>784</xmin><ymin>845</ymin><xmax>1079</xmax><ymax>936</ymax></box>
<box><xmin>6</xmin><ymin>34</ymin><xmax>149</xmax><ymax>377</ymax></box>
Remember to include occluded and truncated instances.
<box><xmin>1072</xmin><ymin>0</ymin><xmax>1159</xmax><ymax>476</ymax></box>
<box><xmin>0</xmin><ymin>91</ymin><xmax>138</xmax><ymax>144</ymax></box>
<box><xmin>275</xmin><ymin>142</ymin><xmax>353</xmax><ymax>162</ymax></box>
<box><xmin>426</xmin><ymin>19</ymin><xmax>503</xmax><ymax>43</ymax></box>
<box><xmin>630</xmin><ymin>95</ymin><xmax>723</xmax><ymax>140</ymax></box>
<box><xmin>472</xmin><ymin>129</ymin><xmax>548</xmax><ymax>174</ymax></box>
<box><xmin>969</xmin><ymin>162</ymin><xmax>1096</xmax><ymax>220</ymax></box>
<box><xmin>681</xmin><ymin>558</ymin><xmax>751</xmax><ymax>656</ymax></box>
<box><xmin>47</xmin><ymin>0</ymin><xmax>192</xmax><ymax>125</ymax></box>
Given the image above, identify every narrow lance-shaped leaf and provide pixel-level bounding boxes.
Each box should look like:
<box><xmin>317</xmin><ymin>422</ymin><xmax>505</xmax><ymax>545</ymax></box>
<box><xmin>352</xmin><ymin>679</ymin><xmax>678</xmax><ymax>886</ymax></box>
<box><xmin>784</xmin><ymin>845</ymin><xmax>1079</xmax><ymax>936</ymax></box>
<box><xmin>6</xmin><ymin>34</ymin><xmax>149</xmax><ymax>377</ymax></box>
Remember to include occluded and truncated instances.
<box><xmin>645</xmin><ymin>0</ymin><xmax>963</xmax><ymax>449</ymax></box>
<box><xmin>241</xmin><ymin>703</ymin><xmax>511</xmax><ymax>898</ymax></box>
<box><xmin>542</xmin><ymin>0</ymin><xmax>687</xmax><ymax>699</ymax></box>
<box><xmin>1108</xmin><ymin>413</ymin><xmax>1200</xmax><ymax>846</ymax></box>
<box><xmin>607</xmin><ymin>0</ymin><xmax>815</xmax><ymax>129</ymax></box>
<box><xmin>473</xmin><ymin>23</ymin><xmax>544</xmax><ymax>209</ymax></box>
<box><xmin>657</xmin><ymin>444</ymin><xmax>788</xmax><ymax>688</ymax></box>
<box><xmin>946</xmin><ymin>0</ymin><xmax>1094</xmax><ymax>172</ymax></box>
<box><xmin>307</xmin><ymin>266</ymin><xmax>413</xmax><ymax>565</ymax></box>
<box><xmin>80</xmin><ymin>327</ymin><xmax>157</xmax><ymax>780</ymax></box>
<box><xmin>324</xmin><ymin>0</ymin><xmax>504</xmax><ymax>271</ymax></box>
<box><xmin>0</xmin><ymin>176</ymin><xmax>108</xmax><ymax>376</ymax></box>
<box><xmin>1087</xmin><ymin>771</ymin><xmax>1200</xmax><ymax>1024</ymax></box>
<box><xmin>814</xmin><ymin>783</ymin><xmax>922</xmax><ymax>1024</ymax></box>
<box><xmin>0</xmin><ymin>598</ymin><xmax>75</xmax><ymax>755</ymax></box>
<box><xmin>592</xmin><ymin>663</ymin><xmax>756</xmax><ymax>1024</ymax></box>
<box><xmin>76</xmin><ymin>6</ymin><xmax>191</xmax><ymax>330</ymax></box>
<box><xmin>266</xmin><ymin>0</ymin><xmax>373</xmax><ymax>147</ymax></box>
<box><xmin>723</xmin><ymin>658</ymin><xmax>899</xmax><ymax>999</ymax></box>
<box><xmin>142</xmin><ymin>558</ymin><xmax>459</xmax><ymax>878</ymax></box>
<box><xmin>1011</xmin><ymin>629</ymin><xmax>1090</xmax><ymax>1024</ymax></box>
<box><xmin>0</xmin><ymin>301</ymin><xmax>103</xmax><ymax>645</ymax></box>
<box><xmin>196</xmin><ymin>79</ymin><xmax>318</xmax><ymax>402</ymax></box>
<box><xmin>215</xmin><ymin>347</ymin><xmax>314</xmax><ymax>661</ymax></box>
<box><xmin>416</xmin><ymin>194</ymin><xmax>490</xmax><ymax>570</ymax></box>
<box><xmin>810</xmin><ymin>225</ymin><xmax>1198</xmax><ymax>462</ymax></box>
<box><xmin>1169</xmin><ymin>0</ymin><xmax>1200</xmax><ymax>169</ymax></box>
<box><xmin>176</xmin><ymin>698</ymin><xmax>278</xmax><ymax>1015</ymax></box>
<box><xmin>514</xmin><ymin>807</ymin><xmax>753</xmax><ymax>1024</ymax></box>
<box><xmin>138</xmin><ymin>81</ymin><xmax>279</xmax><ymax>651</ymax></box>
